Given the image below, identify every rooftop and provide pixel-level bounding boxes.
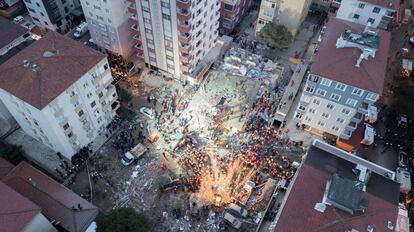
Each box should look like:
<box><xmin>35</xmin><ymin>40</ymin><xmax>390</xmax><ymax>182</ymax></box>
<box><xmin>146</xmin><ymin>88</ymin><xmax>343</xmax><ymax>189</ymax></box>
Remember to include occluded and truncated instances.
<box><xmin>274</xmin><ymin>140</ymin><xmax>400</xmax><ymax>232</ymax></box>
<box><xmin>311</xmin><ymin>17</ymin><xmax>391</xmax><ymax>94</ymax></box>
<box><xmin>360</xmin><ymin>0</ymin><xmax>400</xmax><ymax>9</ymax></box>
<box><xmin>0</xmin><ymin>16</ymin><xmax>29</xmax><ymax>49</ymax></box>
<box><xmin>2</xmin><ymin>161</ymin><xmax>99</xmax><ymax>232</ymax></box>
<box><xmin>0</xmin><ymin>31</ymin><xmax>106</xmax><ymax>109</ymax></box>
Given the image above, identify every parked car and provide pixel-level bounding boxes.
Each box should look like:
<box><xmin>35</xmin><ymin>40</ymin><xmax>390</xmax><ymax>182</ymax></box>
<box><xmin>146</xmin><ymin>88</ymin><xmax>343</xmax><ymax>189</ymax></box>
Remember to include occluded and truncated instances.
<box><xmin>226</xmin><ymin>203</ymin><xmax>248</xmax><ymax>218</ymax></box>
<box><xmin>398</xmin><ymin>151</ymin><xmax>408</xmax><ymax>169</ymax></box>
<box><xmin>74</xmin><ymin>22</ymin><xmax>88</xmax><ymax>38</ymax></box>
<box><xmin>140</xmin><ymin>107</ymin><xmax>154</xmax><ymax>119</ymax></box>
<box><xmin>13</xmin><ymin>16</ymin><xmax>24</xmax><ymax>24</ymax></box>
<box><xmin>398</xmin><ymin>114</ymin><xmax>408</xmax><ymax>128</ymax></box>
<box><xmin>223</xmin><ymin>212</ymin><xmax>242</xmax><ymax>229</ymax></box>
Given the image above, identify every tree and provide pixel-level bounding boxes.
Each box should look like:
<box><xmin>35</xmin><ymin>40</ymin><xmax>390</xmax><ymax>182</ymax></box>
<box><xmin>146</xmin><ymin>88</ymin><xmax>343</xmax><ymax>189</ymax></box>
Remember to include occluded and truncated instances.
<box><xmin>392</xmin><ymin>81</ymin><xmax>414</xmax><ymax>119</ymax></box>
<box><xmin>0</xmin><ymin>140</ymin><xmax>24</xmax><ymax>165</ymax></box>
<box><xmin>118</xmin><ymin>88</ymin><xmax>133</xmax><ymax>103</ymax></box>
<box><xmin>96</xmin><ymin>208</ymin><xmax>153</xmax><ymax>232</ymax></box>
<box><xmin>256</xmin><ymin>22</ymin><xmax>293</xmax><ymax>49</ymax></box>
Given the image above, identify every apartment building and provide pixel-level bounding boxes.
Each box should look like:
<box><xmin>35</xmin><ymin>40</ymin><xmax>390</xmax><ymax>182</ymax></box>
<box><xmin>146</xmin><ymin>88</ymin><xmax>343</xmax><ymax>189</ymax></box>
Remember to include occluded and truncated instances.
<box><xmin>219</xmin><ymin>0</ymin><xmax>253</xmax><ymax>34</ymax></box>
<box><xmin>293</xmin><ymin>17</ymin><xmax>390</xmax><ymax>140</ymax></box>
<box><xmin>256</xmin><ymin>0</ymin><xmax>312</xmax><ymax>37</ymax></box>
<box><xmin>335</xmin><ymin>0</ymin><xmax>399</xmax><ymax>30</ymax></box>
<box><xmin>127</xmin><ymin>0</ymin><xmax>221</xmax><ymax>84</ymax></box>
<box><xmin>80</xmin><ymin>0</ymin><xmax>134</xmax><ymax>58</ymax></box>
<box><xmin>0</xmin><ymin>32</ymin><xmax>119</xmax><ymax>159</ymax></box>
<box><xmin>22</xmin><ymin>0</ymin><xmax>78</xmax><ymax>33</ymax></box>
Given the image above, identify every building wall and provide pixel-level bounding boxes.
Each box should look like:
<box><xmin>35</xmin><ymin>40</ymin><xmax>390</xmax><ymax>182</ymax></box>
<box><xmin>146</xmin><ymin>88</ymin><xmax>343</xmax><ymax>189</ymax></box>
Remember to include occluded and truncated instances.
<box><xmin>22</xmin><ymin>212</ymin><xmax>55</xmax><ymax>232</ymax></box>
<box><xmin>22</xmin><ymin>0</ymin><xmax>77</xmax><ymax>33</ymax></box>
<box><xmin>336</xmin><ymin>0</ymin><xmax>396</xmax><ymax>28</ymax></box>
<box><xmin>220</xmin><ymin>0</ymin><xmax>253</xmax><ymax>34</ymax></box>
<box><xmin>0</xmin><ymin>31</ymin><xmax>31</xmax><ymax>56</ymax></box>
<box><xmin>256</xmin><ymin>0</ymin><xmax>312</xmax><ymax>36</ymax></box>
<box><xmin>294</xmin><ymin>74</ymin><xmax>379</xmax><ymax>139</ymax></box>
<box><xmin>80</xmin><ymin>0</ymin><xmax>133</xmax><ymax>58</ymax></box>
<box><xmin>0</xmin><ymin>58</ymin><xmax>118</xmax><ymax>159</ymax></box>
<box><xmin>0</xmin><ymin>99</ymin><xmax>12</xmax><ymax>121</ymax></box>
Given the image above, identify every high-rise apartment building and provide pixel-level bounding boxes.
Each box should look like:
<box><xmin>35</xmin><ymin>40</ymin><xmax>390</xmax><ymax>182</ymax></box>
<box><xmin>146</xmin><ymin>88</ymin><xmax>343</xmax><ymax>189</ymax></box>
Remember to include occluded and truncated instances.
<box><xmin>219</xmin><ymin>0</ymin><xmax>253</xmax><ymax>34</ymax></box>
<box><xmin>0</xmin><ymin>32</ymin><xmax>119</xmax><ymax>159</ymax></box>
<box><xmin>256</xmin><ymin>0</ymin><xmax>312</xmax><ymax>37</ymax></box>
<box><xmin>80</xmin><ymin>0</ymin><xmax>134</xmax><ymax>58</ymax></box>
<box><xmin>126</xmin><ymin>0</ymin><xmax>221</xmax><ymax>84</ymax></box>
<box><xmin>22</xmin><ymin>0</ymin><xmax>79</xmax><ymax>33</ymax></box>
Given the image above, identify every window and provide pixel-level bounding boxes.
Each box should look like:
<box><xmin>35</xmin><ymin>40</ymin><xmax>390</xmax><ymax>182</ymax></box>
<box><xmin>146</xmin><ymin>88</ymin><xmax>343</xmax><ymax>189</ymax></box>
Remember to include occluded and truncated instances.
<box><xmin>335</xmin><ymin>83</ymin><xmax>347</xmax><ymax>91</ymax></box>
<box><xmin>326</xmin><ymin>103</ymin><xmax>334</xmax><ymax>110</ymax></box>
<box><xmin>68</xmin><ymin>132</ymin><xmax>73</xmax><ymax>138</ymax></box>
<box><xmin>87</xmin><ymin>92</ymin><xmax>92</xmax><ymax>99</ymax></box>
<box><xmin>308</xmin><ymin>74</ymin><xmax>319</xmax><ymax>82</ymax></box>
<box><xmin>352</xmin><ymin>88</ymin><xmax>364</xmax><ymax>96</ymax></box>
<box><xmin>336</xmin><ymin>118</ymin><xmax>345</xmax><ymax>123</ymax></box>
<box><xmin>305</xmin><ymin>85</ymin><xmax>315</xmax><ymax>94</ymax></box>
<box><xmin>309</xmin><ymin>108</ymin><xmax>316</xmax><ymax>114</ymax></box>
<box><xmin>27</xmin><ymin>7</ymin><xmax>36</xmax><ymax>13</ymax></box>
<box><xmin>78</xmin><ymin>110</ymin><xmax>84</xmax><ymax>117</ymax></box>
<box><xmin>341</xmin><ymin>108</ymin><xmax>350</xmax><ymax>115</ymax></box>
<box><xmin>313</xmin><ymin>99</ymin><xmax>321</xmax><ymax>105</ymax></box>
<box><xmin>367</xmin><ymin>18</ymin><xmax>375</xmax><ymax>24</ymax></box>
<box><xmin>63</xmin><ymin>123</ymin><xmax>69</xmax><ymax>130</ymax></box>
<box><xmin>331</xmin><ymin>126</ymin><xmax>340</xmax><ymax>132</ymax></box>
<box><xmin>90</xmin><ymin>101</ymin><xmax>96</xmax><ymax>108</ymax></box>
<box><xmin>142</xmin><ymin>7</ymin><xmax>150</xmax><ymax>12</ymax></box>
<box><xmin>330</xmin><ymin>93</ymin><xmax>341</xmax><ymax>101</ymax></box>
<box><xmin>353</xmin><ymin>14</ymin><xmax>360</xmax><ymax>19</ymax></box>
<box><xmin>346</xmin><ymin>98</ymin><xmax>358</xmax><ymax>107</ymax></box>
<box><xmin>304</xmin><ymin>116</ymin><xmax>312</xmax><ymax>122</ymax></box>
<box><xmin>104</xmin><ymin>64</ymin><xmax>109</xmax><ymax>70</ymax></box>
<box><xmin>358</xmin><ymin>3</ymin><xmax>365</xmax><ymax>8</ymax></box>
<box><xmin>321</xmin><ymin>113</ymin><xmax>330</xmax><ymax>119</ymax></box>
<box><xmin>320</xmin><ymin>78</ymin><xmax>332</xmax><ymax>87</ymax></box>
<box><xmin>373</xmin><ymin>7</ymin><xmax>381</xmax><ymax>13</ymax></box>
<box><xmin>298</xmin><ymin>103</ymin><xmax>306</xmax><ymax>111</ymax></box>
<box><xmin>162</xmin><ymin>13</ymin><xmax>171</xmax><ymax>20</ymax></box>
<box><xmin>161</xmin><ymin>2</ymin><xmax>170</xmax><ymax>8</ymax></box>
<box><xmin>295</xmin><ymin>112</ymin><xmax>303</xmax><ymax>119</ymax></box>
<box><xmin>33</xmin><ymin>120</ymin><xmax>38</xmax><ymax>126</ymax></box>
<box><xmin>316</xmin><ymin>89</ymin><xmax>326</xmax><ymax>96</ymax></box>
<box><xmin>366</xmin><ymin>93</ymin><xmax>378</xmax><ymax>101</ymax></box>
<box><xmin>317</xmin><ymin>121</ymin><xmax>326</xmax><ymax>127</ymax></box>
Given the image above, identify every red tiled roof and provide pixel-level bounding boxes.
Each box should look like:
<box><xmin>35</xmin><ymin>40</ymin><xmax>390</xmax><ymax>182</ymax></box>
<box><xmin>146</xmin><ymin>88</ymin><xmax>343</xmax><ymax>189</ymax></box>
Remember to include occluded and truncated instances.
<box><xmin>2</xmin><ymin>161</ymin><xmax>99</xmax><ymax>232</ymax></box>
<box><xmin>0</xmin><ymin>16</ymin><xmax>29</xmax><ymax>49</ymax></box>
<box><xmin>0</xmin><ymin>31</ymin><xmax>106</xmax><ymax>109</ymax></box>
<box><xmin>0</xmin><ymin>181</ymin><xmax>41</xmax><ymax>232</ymax></box>
<box><xmin>274</xmin><ymin>145</ymin><xmax>399</xmax><ymax>232</ymax></box>
<box><xmin>311</xmin><ymin>17</ymin><xmax>391</xmax><ymax>94</ymax></box>
<box><xmin>360</xmin><ymin>0</ymin><xmax>400</xmax><ymax>9</ymax></box>
<box><xmin>0</xmin><ymin>157</ymin><xmax>14</xmax><ymax>179</ymax></box>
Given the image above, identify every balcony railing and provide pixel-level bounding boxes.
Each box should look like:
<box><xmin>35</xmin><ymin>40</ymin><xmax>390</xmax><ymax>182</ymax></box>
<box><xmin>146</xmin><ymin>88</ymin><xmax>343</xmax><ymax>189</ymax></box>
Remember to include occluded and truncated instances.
<box><xmin>179</xmin><ymin>54</ymin><xmax>193</xmax><ymax>63</ymax></box>
<box><xmin>177</xmin><ymin>9</ymin><xmax>191</xmax><ymax>21</ymax></box>
<box><xmin>178</xmin><ymin>44</ymin><xmax>192</xmax><ymax>53</ymax></box>
<box><xmin>177</xmin><ymin>22</ymin><xmax>191</xmax><ymax>33</ymax></box>
<box><xmin>131</xmin><ymin>24</ymin><xmax>139</xmax><ymax>31</ymax></box>
<box><xmin>178</xmin><ymin>33</ymin><xmax>192</xmax><ymax>43</ymax></box>
<box><xmin>177</xmin><ymin>0</ymin><xmax>191</xmax><ymax>9</ymax></box>
<box><xmin>180</xmin><ymin>63</ymin><xmax>192</xmax><ymax>72</ymax></box>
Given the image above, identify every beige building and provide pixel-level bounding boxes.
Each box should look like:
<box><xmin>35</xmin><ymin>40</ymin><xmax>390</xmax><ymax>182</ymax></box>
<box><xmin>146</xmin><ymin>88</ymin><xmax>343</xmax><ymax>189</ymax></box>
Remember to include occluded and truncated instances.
<box><xmin>256</xmin><ymin>0</ymin><xmax>312</xmax><ymax>37</ymax></box>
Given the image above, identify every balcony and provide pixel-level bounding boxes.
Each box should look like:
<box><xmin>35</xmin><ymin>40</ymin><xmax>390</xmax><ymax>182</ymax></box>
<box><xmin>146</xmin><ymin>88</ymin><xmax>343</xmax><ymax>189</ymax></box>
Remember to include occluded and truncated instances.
<box><xmin>70</xmin><ymin>94</ymin><xmax>79</xmax><ymax>105</ymax></box>
<box><xmin>111</xmin><ymin>100</ymin><xmax>120</xmax><ymax>111</ymax></box>
<box><xmin>180</xmin><ymin>63</ymin><xmax>192</xmax><ymax>72</ymax></box>
<box><xmin>179</xmin><ymin>54</ymin><xmax>193</xmax><ymax>63</ymax></box>
<box><xmin>132</xmin><ymin>34</ymin><xmax>141</xmax><ymax>41</ymax></box>
<box><xmin>128</xmin><ymin>51</ymin><xmax>145</xmax><ymax>63</ymax></box>
<box><xmin>179</xmin><ymin>44</ymin><xmax>192</xmax><ymax>53</ymax></box>
<box><xmin>127</xmin><ymin>2</ymin><xmax>137</xmax><ymax>14</ymax></box>
<box><xmin>106</xmin><ymin>84</ymin><xmax>116</xmax><ymax>97</ymax></box>
<box><xmin>131</xmin><ymin>24</ymin><xmax>139</xmax><ymax>31</ymax></box>
<box><xmin>177</xmin><ymin>22</ymin><xmax>191</xmax><ymax>33</ymax></box>
<box><xmin>177</xmin><ymin>9</ymin><xmax>191</xmax><ymax>21</ymax></box>
<box><xmin>129</xmin><ymin>13</ymin><xmax>138</xmax><ymax>21</ymax></box>
<box><xmin>176</xmin><ymin>0</ymin><xmax>191</xmax><ymax>9</ymax></box>
<box><xmin>178</xmin><ymin>33</ymin><xmax>192</xmax><ymax>43</ymax></box>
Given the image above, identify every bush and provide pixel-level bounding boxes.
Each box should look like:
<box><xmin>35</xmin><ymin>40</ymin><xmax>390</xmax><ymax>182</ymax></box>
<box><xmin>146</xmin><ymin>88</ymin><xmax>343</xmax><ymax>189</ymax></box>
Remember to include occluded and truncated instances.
<box><xmin>96</xmin><ymin>208</ymin><xmax>153</xmax><ymax>232</ymax></box>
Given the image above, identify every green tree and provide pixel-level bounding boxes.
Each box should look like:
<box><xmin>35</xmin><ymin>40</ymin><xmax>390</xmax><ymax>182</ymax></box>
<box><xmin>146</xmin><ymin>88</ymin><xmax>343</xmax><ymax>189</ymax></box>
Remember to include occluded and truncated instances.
<box><xmin>392</xmin><ymin>81</ymin><xmax>414</xmax><ymax>119</ymax></box>
<box><xmin>118</xmin><ymin>88</ymin><xmax>133</xmax><ymax>103</ymax></box>
<box><xmin>96</xmin><ymin>208</ymin><xmax>153</xmax><ymax>232</ymax></box>
<box><xmin>0</xmin><ymin>141</ymin><xmax>24</xmax><ymax>165</ymax></box>
<box><xmin>256</xmin><ymin>22</ymin><xmax>293</xmax><ymax>49</ymax></box>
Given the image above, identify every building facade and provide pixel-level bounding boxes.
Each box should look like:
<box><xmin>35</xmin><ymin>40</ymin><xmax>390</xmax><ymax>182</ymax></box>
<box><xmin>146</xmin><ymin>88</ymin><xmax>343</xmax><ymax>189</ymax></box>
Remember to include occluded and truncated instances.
<box><xmin>219</xmin><ymin>0</ymin><xmax>253</xmax><ymax>34</ymax></box>
<box><xmin>22</xmin><ymin>0</ymin><xmax>78</xmax><ymax>33</ymax></box>
<box><xmin>127</xmin><ymin>0</ymin><xmax>221</xmax><ymax>84</ymax></box>
<box><xmin>335</xmin><ymin>0</ymin><xmax>399</xmax><ymax>30</ymax></box>
<box><xmin>0</xmin><ymin>32</ymin><xmax>119</xmax><ymax>159</ymax></box>
<box><xmin>256</xmin><ymin>0</ymin><xmax>312</xmax><ymax>37</ymax></box>
<box><xmin>80</xmin><ymin>0</ymin><xmax>134</xmax><ymax>58</ymax></box>
<box><xmin>293</xmin><ymin>17</ymin><xmax>390</xmax><ymax>140</ymax></box>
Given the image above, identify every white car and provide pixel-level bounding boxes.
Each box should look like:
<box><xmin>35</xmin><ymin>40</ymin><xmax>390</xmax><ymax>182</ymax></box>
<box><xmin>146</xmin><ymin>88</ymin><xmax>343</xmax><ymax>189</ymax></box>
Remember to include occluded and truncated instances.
<box><xmin>140</xmin><ymin>107</ymin><xmax>154</xmax><ymax>119</ymax></box>
<box><xmin>121</xmin><ymin>152</ymin><xmax>135</xmax><ymax>166</ymax></box>
<box><xmin>74</xmin><ymin>22</ymin><xmax>89</xmax><ymax>38</ymax></box>
<box><xmin>223</xmin><ymin>212</ymin><xmax>242</xmax><ymax>229</ymax></box>
<box><xmin>13</xmin><ymin>16</ymin><xmax>24</xmax><ymax>24</ymax></box>
<box><xmin>226</xmin><ymin>203</ymin><xmax>248</xmax><ymax>218</ymax></box>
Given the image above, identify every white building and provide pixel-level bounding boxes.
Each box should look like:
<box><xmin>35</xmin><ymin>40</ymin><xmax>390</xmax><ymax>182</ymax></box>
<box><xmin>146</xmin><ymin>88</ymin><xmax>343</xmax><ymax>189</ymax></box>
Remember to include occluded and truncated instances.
<box><xmin>127</xmin><ymin>0</ymin><xmax>221</xmax><ymax>84</ymax></box>
<box><xmin>22</xmin><ymin>0</ymin><xmax>79</xmax><ymax>33</ymax></box>
<box><xmin>80</xmin><ymin>0</ymin><xmax>134</xmax><ymax>58</ymax></box>
<box><xmin>293</xmin><ymin>17</ymin><xmax>390</xmax><ymax>141</ymax></box>
<box><xmin>0</xmin><ymin>32</ymin><xmax>119</xmax><ymax>159</ymax></box>
<box><xmin>335</xmin><ymin>0</ymin><xmax>399</xmax><ymax>30</ymax></box>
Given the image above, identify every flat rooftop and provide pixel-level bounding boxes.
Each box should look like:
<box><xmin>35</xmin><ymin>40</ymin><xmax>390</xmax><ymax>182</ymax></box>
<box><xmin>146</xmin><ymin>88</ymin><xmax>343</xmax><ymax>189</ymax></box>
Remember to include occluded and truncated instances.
<box><xmin>274</xmin><ymin>141</ymin><xmax>400</xmax><ymax>232</ymax></box>
<box><xmin>0</xmin><ymin>31</ymin><xmax>106</xmax><ymax>109</ymax></box>
<box><xmin>311</xmin><ymin>17</ymin><xmax>391</xmax><ymax>94</ymax></box>
<box><xmin>0</xmin><ymin>16</ymin><xmax>29</xmax><ymax>49</ymax></box>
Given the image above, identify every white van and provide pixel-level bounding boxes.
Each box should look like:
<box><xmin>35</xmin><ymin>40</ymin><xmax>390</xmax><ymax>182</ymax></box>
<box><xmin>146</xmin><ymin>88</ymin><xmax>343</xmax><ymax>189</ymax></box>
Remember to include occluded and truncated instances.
<box><xmin>13</xmin><ymin>16</ymin><xmax>24</xmax><ymax>24</ymax></box>
<box><xmin>74</xmin><ymin>22</ymin><xmax>88</xmax><ymax>38</ymax></box>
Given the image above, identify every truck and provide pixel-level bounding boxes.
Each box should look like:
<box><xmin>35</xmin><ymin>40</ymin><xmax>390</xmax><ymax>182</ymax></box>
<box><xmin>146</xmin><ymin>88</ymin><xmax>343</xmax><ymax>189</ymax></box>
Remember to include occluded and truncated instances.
<box><xmin>74</xmin><ymin>22</ymin><xmax>88</xmax><ymax>38</ymax></box>
<box><xmin>121</xmin><ymin>143</ymin><xmax>147</xmax><ymax>166</ymax></box>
